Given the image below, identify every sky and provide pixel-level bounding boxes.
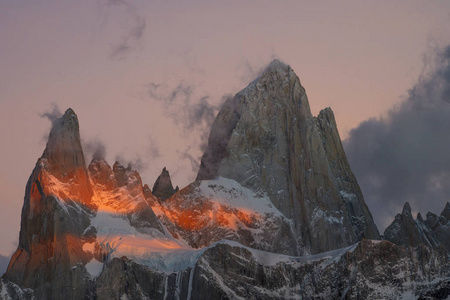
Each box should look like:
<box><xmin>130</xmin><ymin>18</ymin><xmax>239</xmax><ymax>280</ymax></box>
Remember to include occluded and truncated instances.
<box><xmin>1</xmin><ymin>0</ymin><xmax>450</xmax><ymax>258</ymax></box>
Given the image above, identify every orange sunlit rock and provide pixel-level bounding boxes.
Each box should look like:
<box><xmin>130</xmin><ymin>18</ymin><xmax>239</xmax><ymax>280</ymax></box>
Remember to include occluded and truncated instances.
<box><xmin>236</xmin><ymin>210</ymin><xmax>257</xmax><ymax>228</ymax></box>
<box><xmin>7</xmin><ymin>232</ymin><xmax>92</xmax><ymax>286</ymax></box>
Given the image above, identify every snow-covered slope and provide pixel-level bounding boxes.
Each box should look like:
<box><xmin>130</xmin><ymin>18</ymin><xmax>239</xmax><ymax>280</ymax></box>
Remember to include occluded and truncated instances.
<box><xmin>89</xmin><ymin>239</ymin><xmax>450</xmax><ymax>300</ymax></box>
<box><xmin>153</xmin><ymin>177</ymin><xmax>298</xmax><ymax>255</ymax></box>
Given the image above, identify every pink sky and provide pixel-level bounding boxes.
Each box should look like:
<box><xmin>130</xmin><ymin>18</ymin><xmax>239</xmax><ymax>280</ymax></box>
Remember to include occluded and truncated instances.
<box><xmin>1</xmin><ymin>0</ymin><xmax>450</xmax><ymax>256</ymax></box>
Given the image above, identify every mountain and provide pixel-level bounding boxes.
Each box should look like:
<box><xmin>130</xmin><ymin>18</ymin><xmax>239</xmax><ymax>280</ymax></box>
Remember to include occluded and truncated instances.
<box><xmin>197</xmin><ymin>59</ymin><xmax>379</xmax><ymax>254</ymax></box>
<box><xmin>153</xmin><ymin>177</ymin><xmax>297</xmax><ymax>254</ymax></box>
<box><xmin>5</xmin><ymin>109</ymin><xmax>96</xmax><ymax>299</ymax></box>
<box><xmin>384</xmin><ymin>201</ymin><xmax>450</xmax><ymax>252</ymax></box>
<box><xmin>1</xmin><ymin>61</ymin><xmax>449</xmax><ymax>299</ymax></box>
<box><xmin>152</xmin><ymin>167</ymin><xmax>178</xmax><ymax>201</ymax></box>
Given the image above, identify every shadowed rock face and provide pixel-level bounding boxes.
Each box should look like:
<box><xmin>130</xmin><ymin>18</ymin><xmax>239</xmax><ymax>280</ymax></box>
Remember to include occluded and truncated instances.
<box><xmin>385</xmin><ymin>202</ymin><xmax>450</xmax><ymax>252</ymax></box>
<box><xmin>59</xmin><ymin>240</ymin><xmax>450</xmax><ymax>299</ymax></box>
<box><xmin>152</xmin><ymin>167</ymin><xmax>178</xmax><ymax>201</ymax></box>
<box><xmin>384</xmin><ymin>202</ymin><xmax>428</xmax><ymax>248</ymax></box>
<box><xmin>197</xmin><ymin>59</ymin><xmax>379</xmax><ymax>254</ymax></box>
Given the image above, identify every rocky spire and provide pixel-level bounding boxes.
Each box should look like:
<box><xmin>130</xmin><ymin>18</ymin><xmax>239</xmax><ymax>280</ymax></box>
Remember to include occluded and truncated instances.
<box><xmin>41</xmin><ymin>108</ymin><xmax>93</xmax><ymax>203</ymax></box>
<box><xmin>402</xmin><ymin>202</ymin><xmax>413</xmax><ymax>217</ymax></box>
<box><xmin>384</xmin><ymin>202</ymin><xmax>442</xmax><ymax>249</ymax></box>
<box><xmin>197</xmin><ymin>59</ymin><xmax>379</xmax><ymax>254</ymax></box>
<box><xmin>6</xmin><ymin>108</ymin><xmax>95</xmax><ymax>299</ymax></box>
<box><xmin>152</xmin><ymin>167</ymin><xmax>178</xmax><ymax>201</ymax></box>
<box><xmin>42</xmin><ymin>108</ymin><xmax>87</xmax><ymax>178</ymax></box>
<box><xmin>441</xmin><ymin>202</ymin><xmax>450</xmax><ymax>220</ymax></box>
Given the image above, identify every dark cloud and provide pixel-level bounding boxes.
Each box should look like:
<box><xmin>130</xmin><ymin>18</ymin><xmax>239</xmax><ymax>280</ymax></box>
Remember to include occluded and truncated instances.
<box><xmin>344</xmin><ymin>45</ymin><xmax>450</xmax><ymax>231</ymax></box>
<box><xmin>83</xmin><ymin>138</ymin><xmax>107</xmax><ymax>161</ymax></box>
<box><xmin>103</xmin><ymin>0</ymin><xmax>146</xmax><ymax>60</ymax></box>
<box><xmin>40</xmin><ymin>103</ymin><xmax>62</xmax><ymax>125</ymax></box>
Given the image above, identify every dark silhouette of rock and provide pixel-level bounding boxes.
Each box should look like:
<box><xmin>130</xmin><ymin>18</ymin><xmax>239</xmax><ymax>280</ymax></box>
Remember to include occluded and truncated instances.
<box><xmin>152</xmin><ymin>167</ymin><xmax>177</xmax><ymax>201</ymax></box>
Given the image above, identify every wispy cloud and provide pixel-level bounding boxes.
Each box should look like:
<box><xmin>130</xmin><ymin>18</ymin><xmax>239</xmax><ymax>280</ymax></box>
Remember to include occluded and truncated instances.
<box><xmin>83</xmin><ymin>138</ymin><xmax>107</xmax><ymax>161</ymax></box>
<box><xmin>40</xmin><ymin>103</ymin><xmax>62</xmax><ymax>125</ymax></box>
<box><xmin>147</xmin><ymin>136</ymin><xmax>161</xmax><ymax>160</ymax></box>
<box><xmin>238</xmin><ymin>52</ymin><xmax>277</xmax><ymax>84</ymax></box>
<box><xmin>146</xmin><ymin>81</ymin><xmax>220</xmax><ymax>131</ymax></box>
<box><xmin>146</xmin><ymin>81</ymin><xmax>228</xmax><ymax>172</ymax></box>
<box><xmin>102</xmin><ymin>0</ymin><xmax>146</xmax><ymax>60</ymax></box>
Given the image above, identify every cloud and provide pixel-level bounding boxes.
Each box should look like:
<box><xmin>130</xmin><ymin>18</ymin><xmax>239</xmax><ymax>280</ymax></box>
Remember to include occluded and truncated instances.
<box><xmin>83</xmin><ymin>138</ymin><xmax>107</xmax><ymax>161</ymax></box>
<box><xmin>146</xmin><ymin>81</ymin><xmax>228</xmax><ymax>174</ymax></box>
<box><xmin>146</xmin><ymin>81</ymin><xmax>220</xmax><ymax>131</ymax></box>
<box><xmin>238</xmin><ymin>52</ymin><xmax>277</xmax><ymax>84</ymax></box>
<box><xmin>177</xmin><ymin>146</ymin><xmax>199</xmax><ymax>174</ymax></box>
<box><xmin>103</xmin><ymin>0</ymin><xmax>146</xmax><ymax>60</ymax></box>
<box><xmin>343</xmin><ymin>45</ymin><xmax>450</xmax><ymax>231</ymax></box>
<box><xmin>40</xmin><ymin>103</ymin><xmax>62</xmax><ymax>125</ymax></box>
<box><xmin>147</xmin><ymin>136</ymin><xmax>161</xmax><ymax>160</ymax></box>
<box><xmin>114</xmin><ymin>154</ymin><xmax>147</xmax><ymax>172</ymax></box>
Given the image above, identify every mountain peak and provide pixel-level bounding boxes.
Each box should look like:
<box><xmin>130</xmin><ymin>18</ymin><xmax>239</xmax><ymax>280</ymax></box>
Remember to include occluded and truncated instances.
<box><xmin>63</xmin><ymin>107</ymin><xmax>76</xmax><ymax>118</ymax></box>
<box><xmin>402</xmin><ymin>202</ymin><xmax>412</xmax><ymax>217</ymax></box>
<box><xmin>152</xmin><ymin>167</ymin><xmax>177</xmax><ymax>201</ymax></box>
<box><xmin>197</xmin><ymin>60</ymin><xmax>379</xmax><ymax>254</ymax></box>
<box><xmin>417</xmin><ymin>212</ymin><xmax>424</xmax><ymax>221</ymax></box>
<box><xmin>441</xmin><ymin>202</ymin><xmax>450</xmax><ymax>220</ymax></box>
<box><xmin>261</xmin><ymin>59</ymin><xmax>290</xmax><ymax>76</ymax></box>
<box><xmin>42</xmin><ymin>108</ymin><xmax>87</xmax><ymax>180</ymax></box>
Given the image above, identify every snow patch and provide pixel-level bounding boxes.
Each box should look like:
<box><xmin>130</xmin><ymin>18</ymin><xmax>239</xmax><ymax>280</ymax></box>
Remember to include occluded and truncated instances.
<box><xmin>91</xmin><ymin>211</ymin><xmax>200</xmax><ymax>272</ymax></box>
<box><xmin>200</xmin><ymin>177</ymin><xmax>285</xmax><ymax>217</ymax></box>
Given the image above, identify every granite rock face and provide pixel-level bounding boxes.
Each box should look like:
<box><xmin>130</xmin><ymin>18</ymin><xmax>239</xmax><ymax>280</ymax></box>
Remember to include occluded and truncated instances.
<box><xmin>41</xmin><ymin>108</ymin><xmax>93</xmax><ymax>206</ymax></box>
<box><xmin>5</xmin><ymin>109</ymin><xmax>95</xmax><ymax>300</ymax></box>
<box><xmin>197</xmin><ymin>59</ymin><xmax>379</xmax><ymax>254</ymax></box>
<box><xmin>3</xmin><ymin>239</ymin><xmax>450</xmax><ymax>299</ymax></box>
<box><xmin>3</xmin><ymin>109</ymin><xmax>165</xmax><ymax>299</ymax></box>
<box><xmin>152</xmin><ymin>167</ymin><xmax>178</xmax><ymax>201</ymax></box>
